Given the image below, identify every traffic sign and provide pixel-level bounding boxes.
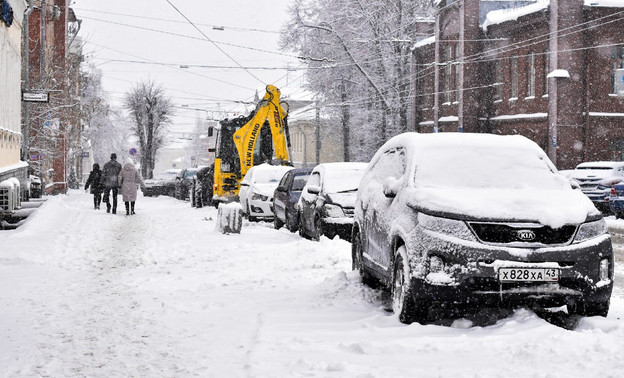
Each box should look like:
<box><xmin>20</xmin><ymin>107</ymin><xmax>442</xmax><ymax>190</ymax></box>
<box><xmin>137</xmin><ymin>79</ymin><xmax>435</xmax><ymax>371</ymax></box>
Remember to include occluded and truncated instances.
<box><xmin>129</xmin><ymin>147</ymin><xmax>138</xmax><ymax>156</ymax></box>
<box><xmin>22</xmin><ymin>92</ymin><xmax>49</xmax><ymax>102</ymax></box>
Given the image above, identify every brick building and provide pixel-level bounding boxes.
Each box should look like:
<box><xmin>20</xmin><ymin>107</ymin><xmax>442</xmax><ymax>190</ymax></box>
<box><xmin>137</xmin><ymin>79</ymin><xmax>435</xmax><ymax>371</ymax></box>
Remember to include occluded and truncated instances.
<box><xmin>24</xmin><ymin>0</ymin><xmax>82</xmax><ymax>193</ymax></box>
<box><xmin>411</xmin><ymin>0</ymin><xmax>624</xmax><ymax>169</ymax></box>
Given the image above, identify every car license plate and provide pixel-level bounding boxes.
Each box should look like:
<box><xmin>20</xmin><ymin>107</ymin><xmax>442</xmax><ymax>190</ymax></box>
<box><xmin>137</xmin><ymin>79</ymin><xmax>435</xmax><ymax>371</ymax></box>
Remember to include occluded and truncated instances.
<box><xmin>498</xmin><ymin>268</ymin><xmax>559</xmax><ymax>282</ymax></box>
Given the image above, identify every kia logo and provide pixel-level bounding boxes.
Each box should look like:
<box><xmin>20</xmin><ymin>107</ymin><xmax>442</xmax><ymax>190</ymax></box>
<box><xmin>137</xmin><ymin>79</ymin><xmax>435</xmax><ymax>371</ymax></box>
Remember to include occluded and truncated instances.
<box><xmin>516</xmin><ymin>230</ymin><xmax>536</xmax><ymax>241</ymax></box>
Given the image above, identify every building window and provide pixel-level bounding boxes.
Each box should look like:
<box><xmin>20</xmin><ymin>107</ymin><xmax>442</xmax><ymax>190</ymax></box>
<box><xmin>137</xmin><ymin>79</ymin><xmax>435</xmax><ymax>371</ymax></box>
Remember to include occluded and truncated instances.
<box><xmin>527</xmin><ymin>52</ymin><xmax>535</xmax><ymax>97</ymax></box>
<box><xmin>493</xmin><ymin>59</ymin><xmax>503</xmax><ymax>101</ymax></box>
<box><xmin>610</xmin><ymin>139</ymin><xmax>624</xmax><ymax>161</ymax></box>
<box><xmin>455</xmin><ymin>44</ymin><xmax>460</xmax><ymax>103</ymax></box>
<box><xmin>611</xmin><ymin>46</ymin><xmax>624</xmax><ymax>94</ymax></box>
<box><xmin>544</xmin><ymin>50</ymin><xmax>549</xmax><ymax>95</ymax></box>
<box><xmin>510</xmin><ymin>57</ymin><xmax>519</xmax><ymax>99</ymax></box>
<box><xmin>445</xmin><ymin>46</ymin><xmax>453</xmax><ymax>103</ymax></box>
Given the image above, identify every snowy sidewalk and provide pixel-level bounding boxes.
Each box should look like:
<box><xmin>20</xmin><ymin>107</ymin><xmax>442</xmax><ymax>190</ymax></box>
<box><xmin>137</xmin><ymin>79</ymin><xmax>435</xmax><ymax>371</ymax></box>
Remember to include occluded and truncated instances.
<box><xmin>1</xmin><ymin>190</ymin><xmax>624</xmax><ymax>378</ymax></box>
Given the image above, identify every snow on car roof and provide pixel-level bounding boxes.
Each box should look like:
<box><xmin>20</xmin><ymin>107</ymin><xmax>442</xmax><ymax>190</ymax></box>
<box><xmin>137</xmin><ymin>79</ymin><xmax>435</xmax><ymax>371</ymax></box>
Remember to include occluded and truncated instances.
<box><xmin>373</xmin><ymin>132</ymin><xmax>599</xmax><ymax>228</ymax></box>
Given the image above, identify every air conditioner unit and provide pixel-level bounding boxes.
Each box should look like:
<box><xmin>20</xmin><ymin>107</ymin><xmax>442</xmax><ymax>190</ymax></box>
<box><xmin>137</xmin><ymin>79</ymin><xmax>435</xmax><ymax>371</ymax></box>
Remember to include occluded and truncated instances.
<box><xmin>0</xmin><ymin>180</ymin><xmax>15</xmax><ymax>213</ymax></box>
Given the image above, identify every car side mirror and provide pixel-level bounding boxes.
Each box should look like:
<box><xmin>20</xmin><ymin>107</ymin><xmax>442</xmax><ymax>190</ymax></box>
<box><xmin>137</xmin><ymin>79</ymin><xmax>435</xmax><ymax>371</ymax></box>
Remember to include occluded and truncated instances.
<box><xmin>569</xmin><ymin>179</ymin><xmax>580</xmax><ymax>190</ymax></box>
<box><xmin>208</xmin><ymin>147</ymin><xmax>215</xmax><ymax>153</ymax></box>
<box><xmin>208</xmin><ymin>127</ymin><xmax>214</xmax><ymax>137</ymax></box>
<box><xmin>307</xmin><ymin>185</ymin><xmax>321</xmax><ymax>195</ymax></box>
<box><xmin>382</xmin><ymin>177</ymin><xmax>400</xmax><ymax>198</ymax></box>
<box><xmin>276</xmin><ymin>186</ymin><xmax>286</xmax><ymax>192</ymax></box>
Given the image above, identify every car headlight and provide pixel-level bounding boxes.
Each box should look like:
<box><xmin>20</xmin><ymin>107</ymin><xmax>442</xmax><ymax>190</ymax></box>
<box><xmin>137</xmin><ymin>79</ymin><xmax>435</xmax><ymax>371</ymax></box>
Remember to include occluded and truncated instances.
<box><xmin>417</xmin><ymin>213</ymin><xmax>477</xmax><ymax>241</ymax></box>
<box><xmin>573</xmin><ymin>218</ymin><xmax>608</xmax><ymax>243</ymax></box>
<box><xmin>251</xmin><ymin>193</ymin><xmax>269</xmax><ymax>202</ymax></box>
<box><xmin>323</xmin><ymin>204</ymin><xmax>345</xmax><ymax>218</ymax></box>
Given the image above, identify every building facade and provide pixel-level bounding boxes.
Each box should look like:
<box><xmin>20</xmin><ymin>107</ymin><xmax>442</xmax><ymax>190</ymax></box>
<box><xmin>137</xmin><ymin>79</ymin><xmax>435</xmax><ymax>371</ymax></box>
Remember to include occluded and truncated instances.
<box><xmin>24</xmin><ymin>0</ymin><xmax>82</xmax><ymax>194</ymax></box>
<box><xmin>0</xmin><ymin>0</ymin><xmax>28</xmax><ymax>200</ymax></box>
<box><xmin>412</xmin><ymin>0</ymin><xmax>624</xmax><ymax>169</ymax></box>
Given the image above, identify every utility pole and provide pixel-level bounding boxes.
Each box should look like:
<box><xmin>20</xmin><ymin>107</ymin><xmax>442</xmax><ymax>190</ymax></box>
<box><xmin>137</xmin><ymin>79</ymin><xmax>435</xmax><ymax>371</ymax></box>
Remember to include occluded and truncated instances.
<box><xmin>315</xmin><ymin>100</ymin><xmax>320</xmax><ymax>165</ymax></box>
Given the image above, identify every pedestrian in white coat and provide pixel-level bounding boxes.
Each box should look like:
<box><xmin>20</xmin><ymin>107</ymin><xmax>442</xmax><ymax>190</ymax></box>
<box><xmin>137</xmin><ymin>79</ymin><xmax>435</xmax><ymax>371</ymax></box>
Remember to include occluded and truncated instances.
<box><xmin>118</xmin><ymin>159</ymin><xmax>146</xmax><ymax>215</ymax></box>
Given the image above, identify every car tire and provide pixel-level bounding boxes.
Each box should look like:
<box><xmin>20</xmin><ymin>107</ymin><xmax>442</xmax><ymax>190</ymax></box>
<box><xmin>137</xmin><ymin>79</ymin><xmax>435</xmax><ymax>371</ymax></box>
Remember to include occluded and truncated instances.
<box><xmin>274</xmin><ymin>214</ymin><xmax>284</xmax><ymax>229</ymax></box>
<box><xmin>352</xmin><ymin>230</ymin><xmax>377</xmax><ymax>287</ymax></box>
<box><xmin>285</xmin><ymin>211</ymin><xmax>296</xmax><ymax>233</ymax></box>
<box><xmin>392</xmin><ymin>248</ymin><xmax>427</xmax><ymax>324</ymax></box>
<box><xmin>312</xmin><ymin>215</ymin><xmax>322</xmax><ymax>241</ymax></box>
<box><xmin>298</xmin><ymin>211</ymin><xmax>306</xmax><ymax>238</ymax></box>
<box><xmin>568</xmin><ymin>299</ymin><xmax>610</xmax><ymax>317</ymax></box>
<box><xmin>247</xmin><ymin>204</ymin><xmax>257</xmax><ymax>222</ymax></box>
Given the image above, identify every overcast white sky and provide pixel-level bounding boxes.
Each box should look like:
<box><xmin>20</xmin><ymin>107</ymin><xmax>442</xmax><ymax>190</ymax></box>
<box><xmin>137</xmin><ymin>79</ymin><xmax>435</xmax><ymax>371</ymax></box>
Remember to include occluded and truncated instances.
<box><xmin>72</xmin><ymin>0</ymin><xmax>306</xmax><ymax>132</ymax></box>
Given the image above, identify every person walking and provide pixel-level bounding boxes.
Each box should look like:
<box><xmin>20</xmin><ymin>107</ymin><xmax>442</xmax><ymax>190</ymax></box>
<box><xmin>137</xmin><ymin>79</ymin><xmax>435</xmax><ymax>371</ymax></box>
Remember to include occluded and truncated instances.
<box><xmin>101</xmin><ymin>153</ymin><xmax>122</xmax><ymax>214</ymax></box>
<box><xmin>118</xmin><ymin>159</ymin><xmax>146</xmax><ymax>215</ymax></box>
<box><xmin>84</xmin><ymin>163</ymin><xmax>103</xmax><ymax>209</ymax></box>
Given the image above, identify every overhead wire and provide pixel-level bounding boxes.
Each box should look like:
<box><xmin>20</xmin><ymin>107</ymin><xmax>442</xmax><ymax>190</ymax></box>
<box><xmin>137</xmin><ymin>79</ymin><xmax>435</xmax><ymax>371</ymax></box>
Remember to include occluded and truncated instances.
<box><xmin>165</xmin><ymin>0</ymin><xmax>265</xmax><ymax>85</ymax></box>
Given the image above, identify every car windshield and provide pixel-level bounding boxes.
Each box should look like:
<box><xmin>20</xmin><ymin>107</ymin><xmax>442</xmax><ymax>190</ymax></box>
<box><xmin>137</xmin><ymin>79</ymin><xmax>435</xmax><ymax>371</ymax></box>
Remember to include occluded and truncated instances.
<box><xmin>414</xmin><ymin>145</ymin><xmax>563</xmax><ymax>190</ymax></box>
<box><xmin>292</xmin><ymin>174</ymin><xmax>310</xmax><ymax>191</ymax></box>
<box><xmin>254</xmin><ymin>168</ymin><xmax>290</xmax><ymax>184</ymax></box>
<box><xmin>323</xmin><ymin>167</ymin><xmax>366</xmax><ymax>193</ymax></box>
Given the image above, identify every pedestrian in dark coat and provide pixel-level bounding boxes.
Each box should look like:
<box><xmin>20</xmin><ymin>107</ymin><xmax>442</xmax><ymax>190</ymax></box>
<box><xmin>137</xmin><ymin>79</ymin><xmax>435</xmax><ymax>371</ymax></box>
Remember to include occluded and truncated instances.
<box><xmin>101</xmin><ymin>153</ymin><xmax>122</xmax><ymax>214</ymax></box>
<box><xmin>118</xmin><ymin>159</ymin><xmax>146</xmax><ymax>215</ymax></box>
<box><xmin>84</xmin><ymin>163</ymin><xmax>103</xmax><ymax>209</ymax></box>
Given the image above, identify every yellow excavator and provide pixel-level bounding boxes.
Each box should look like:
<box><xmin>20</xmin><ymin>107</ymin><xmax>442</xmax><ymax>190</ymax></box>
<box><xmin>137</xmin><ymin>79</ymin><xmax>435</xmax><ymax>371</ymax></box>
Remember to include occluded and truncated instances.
<box><xmin>210</xmin><ymin>84</ymin><xmax>292</xmax><ymax>205</ymax></box>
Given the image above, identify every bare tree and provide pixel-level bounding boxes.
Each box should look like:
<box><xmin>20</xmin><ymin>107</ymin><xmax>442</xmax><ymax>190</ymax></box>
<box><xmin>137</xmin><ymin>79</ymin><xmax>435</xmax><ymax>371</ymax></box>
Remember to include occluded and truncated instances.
<box><xmin>124</xmin><ymin>80</ymin><xmax>174</xmax><ymax>179</ymax></box>
<box><xmin>281</xmin><ymin>0</ymin><xmax>432</xmax><ymax>161</ymax></box>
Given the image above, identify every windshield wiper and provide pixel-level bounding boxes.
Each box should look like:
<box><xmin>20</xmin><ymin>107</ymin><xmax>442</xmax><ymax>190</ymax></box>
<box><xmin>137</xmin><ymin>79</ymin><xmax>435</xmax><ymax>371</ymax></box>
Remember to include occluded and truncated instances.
<box><xmin>336</xmin><ymin>188</ymin><xmax>358</xmax><ymax>193</ymax></box>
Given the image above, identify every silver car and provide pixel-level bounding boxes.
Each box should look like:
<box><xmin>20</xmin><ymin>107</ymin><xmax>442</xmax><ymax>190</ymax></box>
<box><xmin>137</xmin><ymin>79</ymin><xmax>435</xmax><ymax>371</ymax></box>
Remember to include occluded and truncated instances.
<box><xmin>352</xmin><ymin>132</ymin><xmax>614</xmax><ymax>324</ymax></box>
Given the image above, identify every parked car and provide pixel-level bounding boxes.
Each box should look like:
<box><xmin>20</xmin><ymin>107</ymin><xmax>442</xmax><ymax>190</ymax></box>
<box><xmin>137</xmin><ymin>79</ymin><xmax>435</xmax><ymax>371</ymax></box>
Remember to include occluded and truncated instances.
<box><xmin>273</xmin><ymin>167</ymin><xmax>312</xmax><ymax>232</ymax></box>
<box><xmin>239</xmin><ymin>164</ymin><xmax>294</xmax><ymax>221</ymax></box>
<box><xmin>352</xmin><ymin>132</ymin><xmax>613</xmax><ymax>324</ymax></box>
<box><xmin>568</xmin><ymin>161</ymin><xmax>624</xmax><ymax>214</ymax></box>
<box><xmin>174</xmin><ymin>167</ymin><xmax>203</xmax><ymax>201</ymax></box>
<box><xmin>142</xmin><ymin>169</ymin><xmax>180</xmax><ymax>197</ymax></box>
<box><xmin>298</xmin><ymin>162</ymin><xmax>368</xmax><ymax>241</ymax></box>
<box><xmin>608</xmin><ymin>183</ymin><xmax>624</xmax><ymax>218</ymax></box>
<box><xmin>28</xmin><ymin>175</ymin><xmax>42</xmax><ymax>199</ymax></box>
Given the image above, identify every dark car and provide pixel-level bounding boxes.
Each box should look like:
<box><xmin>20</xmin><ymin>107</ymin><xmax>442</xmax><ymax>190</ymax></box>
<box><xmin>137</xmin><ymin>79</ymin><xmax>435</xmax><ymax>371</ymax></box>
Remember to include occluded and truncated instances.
<box><xmin>568</xmin><ymin>161</ymin><xmax>624</xmax><ymax>214</ymax></box>
<box><xmin>29</xmin><ymin>175</ymin><xmax>42</xmax><ymax>199</ymax></box>
<box><xmin>298</xmin><ymin>162</ymin><xmax>368</xmax><ymax>241</ymax></box>
<box><xmin>273</xmin><ymin>167</ymin><xmax>312</xmax><ymax>232</ymax></box>
<box><xmin>143</xmin><ymin>169</ymin><xmax>180</xmax><ymax>197</ymax></box>
<box><xmin>174</xmin><ymin>167</ymin><xmax>202</xmax><ymax>201</ymax></box>
<box><xmin>352</xmin><ymin>132</ymin><xmax>613</xmax><ymax>325</ymax></box>
<box><xmin>192</xmin><ymin>164</ymin><xmax>214</xmax><ymax>208</ymax></box>
<box><xmin>608</xmin><ymin>183</ymin><xmax>624</xmax><ymax>218</ymax></box>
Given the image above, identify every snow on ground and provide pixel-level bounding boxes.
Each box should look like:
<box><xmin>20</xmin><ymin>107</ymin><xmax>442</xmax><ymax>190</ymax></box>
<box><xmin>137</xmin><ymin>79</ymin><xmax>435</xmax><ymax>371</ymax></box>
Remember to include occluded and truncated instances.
<box><xmin>1</xmin><ymin>190</ymin><xmax>623</xmax><ymax>377</ymax></box>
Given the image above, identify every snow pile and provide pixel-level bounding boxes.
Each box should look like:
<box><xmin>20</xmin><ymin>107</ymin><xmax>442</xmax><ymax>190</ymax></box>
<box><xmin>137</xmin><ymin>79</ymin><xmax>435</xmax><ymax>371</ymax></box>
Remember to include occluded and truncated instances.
<box><xmin>0</xmin><ymin>191</ymin><xmax>622</xmax><ymax>377</ymax></box>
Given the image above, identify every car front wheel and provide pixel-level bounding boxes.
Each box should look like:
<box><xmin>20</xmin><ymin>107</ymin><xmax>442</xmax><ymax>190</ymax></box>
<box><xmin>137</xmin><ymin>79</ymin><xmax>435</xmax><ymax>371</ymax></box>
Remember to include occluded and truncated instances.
<box><xmin>392</xmin><ymin>247</ymin><xmax>427</xmax><ymax>324</ymax></box>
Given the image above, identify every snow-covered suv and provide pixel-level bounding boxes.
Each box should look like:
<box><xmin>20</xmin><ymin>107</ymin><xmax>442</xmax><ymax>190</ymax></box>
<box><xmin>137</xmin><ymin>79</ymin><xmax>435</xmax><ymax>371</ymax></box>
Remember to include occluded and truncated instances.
<box><xmin>569</xmin><ymin>161</ymin><xmax>624</xmax><ymax>214</ymax></box>
<box><xmin>352</xmin><ymin>133</ymin><xmax>614</xmax><ymax>324</ymax></box>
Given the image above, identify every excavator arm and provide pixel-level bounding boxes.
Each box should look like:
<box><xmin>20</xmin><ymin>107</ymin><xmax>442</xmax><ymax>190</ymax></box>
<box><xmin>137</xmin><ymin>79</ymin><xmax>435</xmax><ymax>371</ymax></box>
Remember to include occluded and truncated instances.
<box><xmin>232</xmin><ymin>84</ymin><xmax>290</xmax><ymax>177</ymax></box>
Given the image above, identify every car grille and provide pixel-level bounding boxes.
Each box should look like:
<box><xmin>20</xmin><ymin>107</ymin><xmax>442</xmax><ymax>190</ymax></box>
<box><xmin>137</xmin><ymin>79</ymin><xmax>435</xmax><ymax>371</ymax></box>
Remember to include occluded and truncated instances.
<box><xmin>343</xmin><ymin>207</ymin><xmax>355</xmax><ymax>217</ymax></box>
<box><xmin>468</xmin><ymin>222</ymin><xmax>577</xmax><ymax>246</ymax></box>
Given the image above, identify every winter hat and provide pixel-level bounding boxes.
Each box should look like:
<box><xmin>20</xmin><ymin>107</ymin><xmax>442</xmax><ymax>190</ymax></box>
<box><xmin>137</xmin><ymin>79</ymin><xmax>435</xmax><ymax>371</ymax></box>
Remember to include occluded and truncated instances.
<box><xmin>93</xmin><ymin>163</ymin><xmax>100</xmax><ymax>170</ymax></box>
<box><xmin>111</xmin><ymin>153</ymin><xmax>117</xmax><ymax>160</ymax></box>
